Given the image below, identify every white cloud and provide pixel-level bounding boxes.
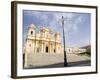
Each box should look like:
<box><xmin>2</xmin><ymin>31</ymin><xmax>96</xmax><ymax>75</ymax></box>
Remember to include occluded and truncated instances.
<box><xmin>73</xmin><ymin>25</ymin><xmax>78</xmax><ymax>31</ymax></box>
<box><xmin>65</xmin><ymin>15</ymin><xmax>83</xmax><ymax>34</ymax></box>
<box><xmin>24</xmin><ymin>11</ymin><xmax>83</xmax><ymax>36</ymax></box>
<box><xmin>74</xmin><ymin>16</ymin><xmax>83</xmax><ymax>24</ymax></box>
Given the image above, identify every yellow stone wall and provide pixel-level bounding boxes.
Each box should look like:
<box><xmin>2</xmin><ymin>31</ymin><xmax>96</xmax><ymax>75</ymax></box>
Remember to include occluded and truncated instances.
<box><xmin>24</xmin><ymin>24</ymin><xmax>63</xmax><ymax>67</ymax></box>
<box><xmin>24</xmin><ymin>24</ymin><xmax>62</xmax><ymax>54</ymax></box>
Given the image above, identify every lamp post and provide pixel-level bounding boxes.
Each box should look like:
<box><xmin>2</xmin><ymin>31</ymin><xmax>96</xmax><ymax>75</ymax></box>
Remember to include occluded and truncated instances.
<box><xmin>61</xmin><ymin>16</ymin><xmax>68</xmax><ymax>67</ymax></box>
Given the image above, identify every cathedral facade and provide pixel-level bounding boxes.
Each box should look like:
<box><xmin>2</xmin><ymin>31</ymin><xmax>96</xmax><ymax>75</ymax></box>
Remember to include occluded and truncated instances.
<box><xmin>24</xmin><ymin>24</ymin><xmax>62</xmax><ymax>54</ymax></box>
<box><xmin>23</xmin><ymin>24</ymin><xmax>63</xmax><ymax>67</ymax></box>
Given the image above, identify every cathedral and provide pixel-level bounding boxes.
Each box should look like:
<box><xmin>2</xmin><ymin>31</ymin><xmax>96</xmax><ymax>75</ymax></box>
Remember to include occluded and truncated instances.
<box><xmin>23</xmin><ymin>24</ymin><xmax>63</xmax><ymax>67</ymax></box>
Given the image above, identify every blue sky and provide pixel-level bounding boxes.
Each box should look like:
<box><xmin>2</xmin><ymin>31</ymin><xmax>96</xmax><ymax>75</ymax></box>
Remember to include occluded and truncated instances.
<box><xmin>23</xmin><ymin>10</ymin><xmax>91</xmax><ymax>47</ymax></box>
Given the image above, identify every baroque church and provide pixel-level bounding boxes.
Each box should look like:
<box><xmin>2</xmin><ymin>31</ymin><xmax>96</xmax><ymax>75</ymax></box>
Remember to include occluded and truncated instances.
<box><xmin>24</xmin><ymin>24</ymin><xmax>62</xmax><ymax>54</ymax></box>
<box><xmin>23</xmin><ymin>24</ymin><xmax>63</xmax><ymax>67</ymax></box>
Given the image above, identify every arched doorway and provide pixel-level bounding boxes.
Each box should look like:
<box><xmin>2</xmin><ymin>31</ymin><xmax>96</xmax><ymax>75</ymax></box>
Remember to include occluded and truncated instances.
<box><xmin>46</xmin><ymin>46</ymin><xmax>48</xmax><ymax>53</ymax></box>
<box><xmin>54</xmin><ymin>49</ymin><xmax>55</xmax><ymax>53</ymax></box>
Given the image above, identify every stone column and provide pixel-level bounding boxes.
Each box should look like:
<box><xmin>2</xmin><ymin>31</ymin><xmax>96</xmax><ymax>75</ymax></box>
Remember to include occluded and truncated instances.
<box><xmin>51</xmin><ymin>43</ymin><xmax>53</xmax><ymax>53</ymax></box>
<box><xmin>50</xmin><ymin>44</ymin><xmax>52</xmax><ymax>53</ymax></box>
<box><xmin>35</xmin><ymin>41</ymin><xmax>37</xmax><ymax>53</ymax></box>
<box><xmin>52</xmin><ymin>43</ymin><xmax>54</xmax><ymax>53</ymax></box>
<box><xmin>45</xmin><ymin>43</ymin><xmax>46</xmax><ymax>53</ymax></box>
<box><xmin>43</xmin><ymin>43</ymin><xmax>45</xmax><ymax>53</ymax></box>
<box><xmin>57</xmin><ymin>43</ymin><xmax>59</xmax><ymax>53</ymax></box>
<box><xmin>50</xmin><ymin>43</ymin><xmax>51</xmax><ymax>53</ymax></box>
<box><xmin>32</xmin><ymin>41</ymin><xmax>34</xmax><ymax>54</ymax></box>
<box><xmin>24</xmin><ymin>52</ymin><xmax>28</xmax><ymax>68</ymax></box>
<box><xmin>41</xmin><ymin>43</ymin><xmax>43</xmax><ymax>53</ymax></box>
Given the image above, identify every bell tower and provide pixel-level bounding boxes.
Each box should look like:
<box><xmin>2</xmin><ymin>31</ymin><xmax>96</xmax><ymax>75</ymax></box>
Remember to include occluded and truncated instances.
<box><xmin>28</xmin><ymin>24</ymin><xmax>36</xmax><ymax>37</ymax></box>
<box><xmin>24</xmin><ymin>24</ymin><xmax>36</xmax><ymax>68</ymax></box>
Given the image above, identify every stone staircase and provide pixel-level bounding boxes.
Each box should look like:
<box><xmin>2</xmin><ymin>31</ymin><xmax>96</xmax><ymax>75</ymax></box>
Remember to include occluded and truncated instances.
<box><xmin>25</xmin><ymin>53</ymin><xmax>90</xmax><ymax>68</ymax></box>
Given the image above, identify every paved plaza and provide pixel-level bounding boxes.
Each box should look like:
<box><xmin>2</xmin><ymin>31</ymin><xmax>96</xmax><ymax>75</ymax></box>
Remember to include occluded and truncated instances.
<box><xmin>25</xmin><ymin>53</ymin><xmax>91</xmax><ymax>69</ymax></box>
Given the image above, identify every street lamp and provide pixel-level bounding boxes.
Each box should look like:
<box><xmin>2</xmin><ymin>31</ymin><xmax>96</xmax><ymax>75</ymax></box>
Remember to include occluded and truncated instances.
<box><xmin>61</xmin><ymin>16</ymin><xmax>68</xmax><ymax>67</ymax></box>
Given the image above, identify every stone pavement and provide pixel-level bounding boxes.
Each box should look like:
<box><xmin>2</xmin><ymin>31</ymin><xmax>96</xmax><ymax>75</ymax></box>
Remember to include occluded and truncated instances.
<box><xmin>25</xmin><ymin>53</ymin><xmax>91</xmax><ymax>69</ymax></box>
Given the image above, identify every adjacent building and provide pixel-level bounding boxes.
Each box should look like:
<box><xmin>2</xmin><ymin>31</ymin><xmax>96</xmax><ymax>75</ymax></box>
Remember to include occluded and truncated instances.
<box><xmin>66</xmin><ymin>47</ymin><xmax>87</xmax><ymax>54</ymax></box>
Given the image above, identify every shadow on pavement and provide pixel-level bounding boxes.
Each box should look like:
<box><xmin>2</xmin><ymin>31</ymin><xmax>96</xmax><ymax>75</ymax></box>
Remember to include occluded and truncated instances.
<box><xmin>24</xmin><ymin>60</ymin><xmax>91</xmax><ymax>69</ymax></box>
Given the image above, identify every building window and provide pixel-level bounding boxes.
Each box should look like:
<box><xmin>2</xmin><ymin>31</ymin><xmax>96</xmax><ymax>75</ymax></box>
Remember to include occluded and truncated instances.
<box><xmin>29</xmin><ymin>44</ymin><xmax>31</xmax><ymax>47</ymax></box>
<box><xmin>37</xmin><ymin>48</ymin><xmax>40</xmax><ymax>53</ymax></box>
<box><xmin>46</xmin><ymin>47</ymin><xmax>48</xmax><ymax>53</ymax></box>
<box><xmin>31</xmin><ymin>31</ymin><xmax>33</xmax><ymax>35</ymax></box>
<box><xmin>54</xmin><ymin>49</ymin><xmax>55</xmax><ymax>53</ymax></box>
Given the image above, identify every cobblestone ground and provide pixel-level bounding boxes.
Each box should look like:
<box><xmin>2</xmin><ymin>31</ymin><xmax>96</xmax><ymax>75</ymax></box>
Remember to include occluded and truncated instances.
<box><xmin>25</xmin><ymin>53</ymin><xmax>91</xmax><ymax>69</ymax></box>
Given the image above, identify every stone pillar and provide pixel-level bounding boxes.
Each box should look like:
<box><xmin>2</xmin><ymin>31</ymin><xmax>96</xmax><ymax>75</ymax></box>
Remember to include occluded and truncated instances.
<box><xmin>32</xmin><ymin>41</ymin><xmax>34</xmax><ymax>54</ymax></box>
<box><xmin>35</xmin><ymin>41</ymin><xmax>37</xmax><ymax>53</ymax></box>
<box><xmin>41</xmin><ymin>43</ymin><xmax>43</xmax><ymax>53</ymax></box>
<box><xmin>33</xmin><ymin>39</ymin><xmax>36</xmax><ymax>53</ymax></box>
<box><xmin>52</xmin><ymin>43</ymin><xmax>54</xmax><ymax>53</ymax></box>
<box><xmin>50</xmin><ymin>44</ymin><xmax>52</xmax><ymax>53</ymax></box>
<box><xmin>51</xmin><ymin>43</ymin><xmax>53</xmax><ymax>53</ymax></box>
<box><xmin>43</xmin><ymin>43</ymin><xmax>45</xmax><ymax>53</ymax></box>
<box><xmin>24</xmin><ymin>52</ymin><xmax>28</xmax><ymax>68</ymax></box>
<box><xmin>57</xmin><ymin>45</ymin><xmax>58</xmax><ymax>53</ymax></box>
<box><xmin>48</xmin><ymin>42</ymin><xmax>50</xmax><ymax>53</ymax></box>
<box><xmin>50</xmin><ymin>43</ymin><xmax>51</xmax><ymax>53</ymax></box>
